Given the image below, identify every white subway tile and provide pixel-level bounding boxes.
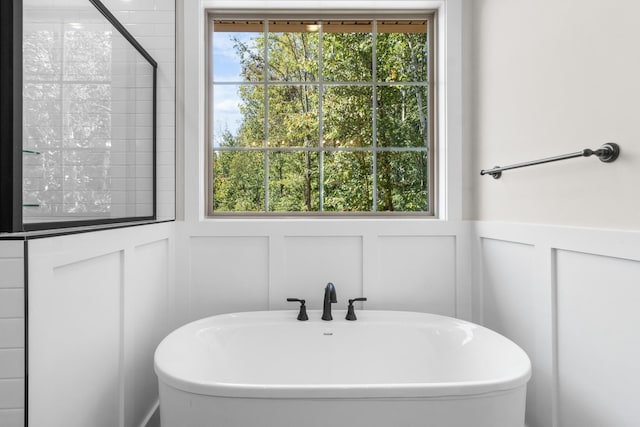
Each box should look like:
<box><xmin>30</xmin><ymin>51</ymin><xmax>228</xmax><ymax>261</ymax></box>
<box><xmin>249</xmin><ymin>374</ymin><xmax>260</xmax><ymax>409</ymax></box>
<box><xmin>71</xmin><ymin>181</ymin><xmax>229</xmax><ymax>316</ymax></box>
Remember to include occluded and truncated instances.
<box><xmin>155</xmin><ymin>0</ymin><xmax>175</xmax><ymax>11</ymax></box>
<box><xmin>0</xmin><ymin>409</ymin><xmax>24</xmax><ymax>427</ymax></box>
<box><xmin>127</xmin><ymin>23</ymin><xmax>156</xmax><ymax>37</ymax></box>
<box><xmin>134</xmin><ymin>165</ymin><xmax>153</xmax><ymax>179</ymax></box>
<box><xmin>110</xmin><ymin>205</ymin><xmax>127</xmax><ymax>217</ymax></box>
<box><xmin>157</xmin><ymin>150</ymin><xmax>175</xmax><ymax>165</ymax></box>
<box><xmin>104</xmin><ymin>0</ymin><xmax>156</xmax><ymax>12</ymax></box>
<box><xmin>135</xmin><ymin>102</ymin><xmax>154</xmax><ymax>115</ymax></box>
<box><xmin>0</xmin><ymin>242</ymin><xmax>23</xmax><ymax>258</ymax></box>
<box><xmin>157</xmin><ymin>164</ymin><xmax>174</xmax><ymax>178</ymax></box>
<box><xmin>110</xmin><ymin>191</ymin><xmax>127</xmax><ymax>205</ymax></box>
<box><xmin>157</xmin><ymin>127</ymin><xmax>174</xmax><ymax>140</ymax></box>
<box><xmin>0</xmin><ymin>350</ymin><xmax>24</xmax><ymax>379</ymax></box>
<box><xmin>157</xmin><ymin>178</ymin><xmax>174</xmax><ymax>191</ymax></box>
<box><xmin>134</xmin><ymin>155</ymin><xmax>154</xmax><ymax>167</ymax></box>
<box><xmin>157</xmin><ymin>70</ymin><xmax>176</xmax><ymax>86</ymax></box>
<box><xmin>135</xmin><ymin>191</ymin><xmax>154</xmax><ymax>205</ymax></box>
<box><xmin>154</xmin><ymin>23</ymin><xmax>175</xmax><ymax>36</ymax></box>
<box><xmin>0</xmin><ymin>380</ymin><xmax>23</xmax><ymax>409</ymax></box>
<box><xmin>156</xmin><ymin>102</ymin><xmax>175</xmax><ymax>117</ymax></box>
<box><xmin>124</xmin><ymin>11</ymin><xmax>175</xmax><ymax>24</ymax></box>
<box><xmin>0</xmin><ymin>291</ymin><xmax>23</xmax><ymax>319</ymax></box>
<box><xmin>0</xmin><ymin>319</ymin><xmax>24</xmax><ymax>349</ymax></box>
<box><xmin>134</xmin><ymin>179</ymin><xmax>154</xmax><ymax>191</ymax></box>
<box><xmin>156</xmin><ymin>163</ymin><xmax>175</xmax><ymax>178</ymax></box>
<box><xmin>147</xmin><ymin>49</ymin><xmax>174</xmax><ymax>63</ymax></box>
<box><xmin>136</xmin><ymin>126</ymin><xmax>154</xmax><ymax>139</ymax></box>
<box><xmin>0</xmin><ymin>260</ymin><xmax>24</xmax><ymax>289</ymax></box>
<box><xmin>136</xmin><ymin>204</ymin><xmax>154</xmax><ymax>216</ymax></box>
<box><xmin>157</xmin><ymin>112</ymin><xmax>174</xmax><ymax>124</ymax></box>
<box><xmin>135</xmin><ymin>87</ymin><xmax>154</xmax><ymax>101</ymax></box>
<box><xmin>138</xmin><ymin>36</ymin><xmax>175</xmax><ymax>49</ymax></box>
<box><xmin>135</xmin><ymin>75</ymin><xmax>154</xmax><ymax>88</ymax></box>
<box><xmin>157</xmin><ymin>190</ymin><xmax>175</xmax><ymax>205</ymax></box>
<box><xmin>135</xmin><ymin>139</ymin><xmax>154</xmax><ymax>152</ymax></box>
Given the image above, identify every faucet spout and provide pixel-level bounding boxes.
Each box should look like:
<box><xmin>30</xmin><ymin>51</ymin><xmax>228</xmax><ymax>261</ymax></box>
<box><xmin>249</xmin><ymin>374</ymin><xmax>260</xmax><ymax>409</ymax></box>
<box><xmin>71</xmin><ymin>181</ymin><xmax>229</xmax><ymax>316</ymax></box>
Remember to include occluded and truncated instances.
<box><xmin>322</xmin><ymin>282</ymin><xmax>337</xmax><ymax>321</ymax></box>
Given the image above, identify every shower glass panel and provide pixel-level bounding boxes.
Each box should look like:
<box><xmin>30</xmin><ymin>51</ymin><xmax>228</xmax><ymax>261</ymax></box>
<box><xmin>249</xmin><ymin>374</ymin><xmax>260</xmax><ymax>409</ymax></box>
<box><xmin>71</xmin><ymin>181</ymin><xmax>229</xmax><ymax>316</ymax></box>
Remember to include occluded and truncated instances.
<box><xmin>22</xmin><ymin>0</ymin><xmax>156</xmax><ymax>228</ymax></box>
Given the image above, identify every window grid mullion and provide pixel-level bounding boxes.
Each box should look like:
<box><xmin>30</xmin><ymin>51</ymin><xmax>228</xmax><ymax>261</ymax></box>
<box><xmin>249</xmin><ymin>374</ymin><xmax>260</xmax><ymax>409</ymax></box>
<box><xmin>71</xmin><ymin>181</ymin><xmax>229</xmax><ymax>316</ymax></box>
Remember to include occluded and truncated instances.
<box><xmin>318</xmin><ymin>21</ymin><xmax>324</xmax><ymax>212</ymax></box>
<box><xmin>212</xmin><ymin>146</ymin><xmax>428</xmax><ymax>153</ymax></box>
<box><xmin>263</xmin><ymin>19</ymin><xmax>269</xmax><ymax>211</ymax></box>
<box><xmin>211</xmin><ymin>81</ymin><xmax>428</xmax><ymax>87</ymax></box>
<box><xmin>371</xmin><ymin>19</ymin><xmax>378</xmax><ymax>212</ymax></box>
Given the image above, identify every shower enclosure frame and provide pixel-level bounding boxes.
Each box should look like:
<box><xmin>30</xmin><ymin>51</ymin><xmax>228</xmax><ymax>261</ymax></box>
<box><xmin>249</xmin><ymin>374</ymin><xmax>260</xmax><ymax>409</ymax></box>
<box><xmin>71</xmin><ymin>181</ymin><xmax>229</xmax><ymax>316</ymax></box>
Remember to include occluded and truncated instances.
<box><xmin>0</xmin><ymin>0</ymin><xmax>158</xmax><ymax>233</ymax></box>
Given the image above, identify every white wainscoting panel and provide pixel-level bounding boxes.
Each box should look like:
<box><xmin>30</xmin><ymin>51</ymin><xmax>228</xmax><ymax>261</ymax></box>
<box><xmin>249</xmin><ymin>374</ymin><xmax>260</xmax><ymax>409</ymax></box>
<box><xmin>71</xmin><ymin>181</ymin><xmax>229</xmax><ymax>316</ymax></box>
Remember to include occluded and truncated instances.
<box><xmin>473</xmin><ymin>221</ymin><xmax>640</xmax><ymax>427</ymax></box>
<box><xmin>368</xmin><ymin>236</ymin><xmax>456</xmax><ymax>314</ymax></box>
<box><xmin>0</xmin><ymin>241</ymin><xmax>25</xmax><ymax>426</ymax></box>
<box><xmin>272</xmin><ymin>236</ymin><xmax>363</xmax><ymax>310</ymax></box>
<box><xmin>179</xmin><ymin>221</ymin><xmax>467</xmax><ymax>325</ymax></box>
<box><xmin>30</xmin><ymin>251</ymin><xmax>122</xmax><ymax>427</ymax></box>
<box><xmin>27</xmin><ymin>222</ymin><xmax>174</xmax><ymax>427</ymax></box>
<box><xmin>479</xmin><ymin>238</ymin><xmax>538</xmax><ymax>426</ymax></box>
<box><xmin>124</xmin><ymin>239</ymin><xmax>171</xmax><ymax>427</ymax></box>
<box><xmin>189</xmin><ymin>236</ymin><xmax>270</xmax><ymax>320</ymax></box>
<box><xmin>480</xmin><ymin>238</ymin><xmax>535</xmax><ymax>353</ymax></box>
<box><xmin>556</xmin><ymin>250</ymin><xmax>640</xmax><ymax>427</ymax></box>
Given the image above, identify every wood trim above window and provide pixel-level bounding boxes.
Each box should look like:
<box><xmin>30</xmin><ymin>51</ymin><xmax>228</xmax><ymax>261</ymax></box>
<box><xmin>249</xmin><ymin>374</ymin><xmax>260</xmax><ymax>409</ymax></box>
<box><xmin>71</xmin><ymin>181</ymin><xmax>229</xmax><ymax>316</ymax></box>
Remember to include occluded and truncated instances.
<box><xmin>212</xmin><ymin>20</ymin><xmax>427</xmax><ymax>33</ymax></box>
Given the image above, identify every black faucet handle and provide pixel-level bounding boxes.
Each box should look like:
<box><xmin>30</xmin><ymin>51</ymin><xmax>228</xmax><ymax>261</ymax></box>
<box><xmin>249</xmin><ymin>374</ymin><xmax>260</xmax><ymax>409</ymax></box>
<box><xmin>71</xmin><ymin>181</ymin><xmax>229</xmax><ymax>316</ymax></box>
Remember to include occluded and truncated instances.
<box><xmin>286</xmin><ymin>298</ymin><xmax>309</xmax><ymax>321</ymax></box>
<box><xmin>346</xmin><ymin>297</ymin><xmax>367</xmax><ymax>321</ymax></box>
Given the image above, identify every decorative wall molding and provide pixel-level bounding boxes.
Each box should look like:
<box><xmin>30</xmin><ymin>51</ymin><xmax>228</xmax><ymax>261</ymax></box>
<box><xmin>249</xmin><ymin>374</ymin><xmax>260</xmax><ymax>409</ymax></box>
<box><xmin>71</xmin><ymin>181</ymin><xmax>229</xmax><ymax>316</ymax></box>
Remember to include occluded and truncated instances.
<box><xmin>176</xmin><ymin>219</ymin><xmax>472</xmax><ymax>326</ymax></box>
<box><xmin>473</xmin><ymin>221</ymin><xmax>640</xmax><ymax>427</ymax></box>
<box><xmin>27</xmin><ymin>222</ymin><xmax>174</xmax><ymax>427</ymax></box>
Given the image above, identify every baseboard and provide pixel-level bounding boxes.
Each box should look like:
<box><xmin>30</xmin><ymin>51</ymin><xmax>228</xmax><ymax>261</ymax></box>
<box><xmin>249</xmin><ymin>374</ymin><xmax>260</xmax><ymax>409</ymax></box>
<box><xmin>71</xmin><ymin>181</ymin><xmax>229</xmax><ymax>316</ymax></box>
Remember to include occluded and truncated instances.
<box><xmin>140</xmin><ymin>400</ymin><xmax>160</xmax><ymax>427</ymax></box>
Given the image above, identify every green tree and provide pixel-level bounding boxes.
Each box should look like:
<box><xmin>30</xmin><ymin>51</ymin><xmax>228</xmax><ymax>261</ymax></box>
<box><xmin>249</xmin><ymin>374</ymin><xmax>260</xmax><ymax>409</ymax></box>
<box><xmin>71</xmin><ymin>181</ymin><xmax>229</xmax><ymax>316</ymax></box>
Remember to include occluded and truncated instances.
<box><xmin>212</xmin><ymin>21</ymin><xmax>429</xmax><ymax>213</ymax></box>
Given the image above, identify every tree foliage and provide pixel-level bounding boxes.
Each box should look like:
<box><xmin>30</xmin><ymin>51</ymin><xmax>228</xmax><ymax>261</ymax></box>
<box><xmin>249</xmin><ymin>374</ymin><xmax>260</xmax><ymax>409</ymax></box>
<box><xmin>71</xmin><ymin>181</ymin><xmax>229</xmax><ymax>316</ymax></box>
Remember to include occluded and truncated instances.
<box><xmin>213</xmin><ymin>22</ymin><xmax>430</xmax><ymax>213</ymax></box>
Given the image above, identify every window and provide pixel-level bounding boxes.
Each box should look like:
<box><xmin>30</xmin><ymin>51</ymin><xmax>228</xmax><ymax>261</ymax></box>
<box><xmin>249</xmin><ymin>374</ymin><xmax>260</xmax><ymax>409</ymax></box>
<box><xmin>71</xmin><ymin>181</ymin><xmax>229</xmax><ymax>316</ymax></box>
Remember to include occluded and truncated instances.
<box><xmin>207</xmin><ymin>14</ymin><xmax>434</xmax><ymax>215</ymax></box>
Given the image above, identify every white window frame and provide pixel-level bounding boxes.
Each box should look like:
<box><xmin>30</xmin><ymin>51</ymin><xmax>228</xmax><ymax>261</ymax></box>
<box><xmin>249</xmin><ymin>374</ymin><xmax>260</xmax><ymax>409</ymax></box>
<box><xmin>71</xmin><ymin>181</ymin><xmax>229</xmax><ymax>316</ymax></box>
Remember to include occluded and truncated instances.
<box><xmin>181</xmin><ymin>0</ymin><xmax>462</xmax><ymax>223</ymax></box>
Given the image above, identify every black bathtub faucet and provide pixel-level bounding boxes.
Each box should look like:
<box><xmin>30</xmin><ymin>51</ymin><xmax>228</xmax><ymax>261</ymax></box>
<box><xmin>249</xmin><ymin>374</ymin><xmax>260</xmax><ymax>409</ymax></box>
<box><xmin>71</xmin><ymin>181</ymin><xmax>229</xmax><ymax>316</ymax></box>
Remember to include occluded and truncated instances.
<box><xmin>322</xmin><ymin>282</ymin><xmax>337</xmax><ymax>321</ymax></box>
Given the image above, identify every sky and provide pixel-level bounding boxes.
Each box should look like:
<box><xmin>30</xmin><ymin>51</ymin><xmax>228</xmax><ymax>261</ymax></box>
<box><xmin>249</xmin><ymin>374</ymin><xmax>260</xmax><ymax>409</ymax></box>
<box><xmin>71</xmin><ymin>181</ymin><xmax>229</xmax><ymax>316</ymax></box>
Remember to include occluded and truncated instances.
<box><xmin>211</xmin><ymin>32</ymin><xmax>260</xmax><ymax>145</ymax></box>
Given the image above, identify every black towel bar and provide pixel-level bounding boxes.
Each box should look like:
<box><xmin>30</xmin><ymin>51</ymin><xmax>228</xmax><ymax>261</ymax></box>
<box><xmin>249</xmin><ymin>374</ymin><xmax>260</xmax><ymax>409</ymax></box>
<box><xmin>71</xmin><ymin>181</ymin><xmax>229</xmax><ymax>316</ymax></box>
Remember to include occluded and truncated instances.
<box><xmin>480</xmin><ymin>143</ymin><xmax>620</xmax><ymax>179</ymax></box>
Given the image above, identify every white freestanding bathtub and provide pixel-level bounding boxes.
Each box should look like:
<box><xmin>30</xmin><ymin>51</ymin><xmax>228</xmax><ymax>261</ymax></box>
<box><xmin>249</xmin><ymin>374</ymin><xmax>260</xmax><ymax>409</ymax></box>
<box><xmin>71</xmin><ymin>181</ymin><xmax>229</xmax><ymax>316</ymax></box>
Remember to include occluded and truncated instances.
<box><xmin>154</xmin><ymin>310</ymin><xmax>531</xmax><ymax>427</ymax></box>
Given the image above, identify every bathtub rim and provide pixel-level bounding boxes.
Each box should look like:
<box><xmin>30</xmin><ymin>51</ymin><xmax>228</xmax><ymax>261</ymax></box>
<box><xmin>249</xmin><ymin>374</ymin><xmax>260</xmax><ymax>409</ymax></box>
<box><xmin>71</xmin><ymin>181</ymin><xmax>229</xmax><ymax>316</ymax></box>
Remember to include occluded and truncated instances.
<box><xmin>154</xmin><ymin>310</ymin><xmax>532</xmax><ymax>399</ymax></box>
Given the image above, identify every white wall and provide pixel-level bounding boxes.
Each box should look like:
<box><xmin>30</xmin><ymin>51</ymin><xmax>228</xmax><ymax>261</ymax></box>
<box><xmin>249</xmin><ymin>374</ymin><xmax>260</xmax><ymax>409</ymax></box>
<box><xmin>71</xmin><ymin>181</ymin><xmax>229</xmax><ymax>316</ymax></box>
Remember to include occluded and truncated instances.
<box><xmin>469</xmin><ymin>0</ymin><xmax>640</xmax><ymax>230</ymax></box>
<box><xmin>469</xmin><ymin>1</ymin><xmax>640</xmax><ymax>426</ymax></box>
<box><xmin>0</xmin><ymin>241</ymin><xmax>25</xmax><ymax>427</ymax></box>
<box><xmin>27</xmin><ymin>222</ymin><xmax>174</xmax><ymax>427</ymax></box>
